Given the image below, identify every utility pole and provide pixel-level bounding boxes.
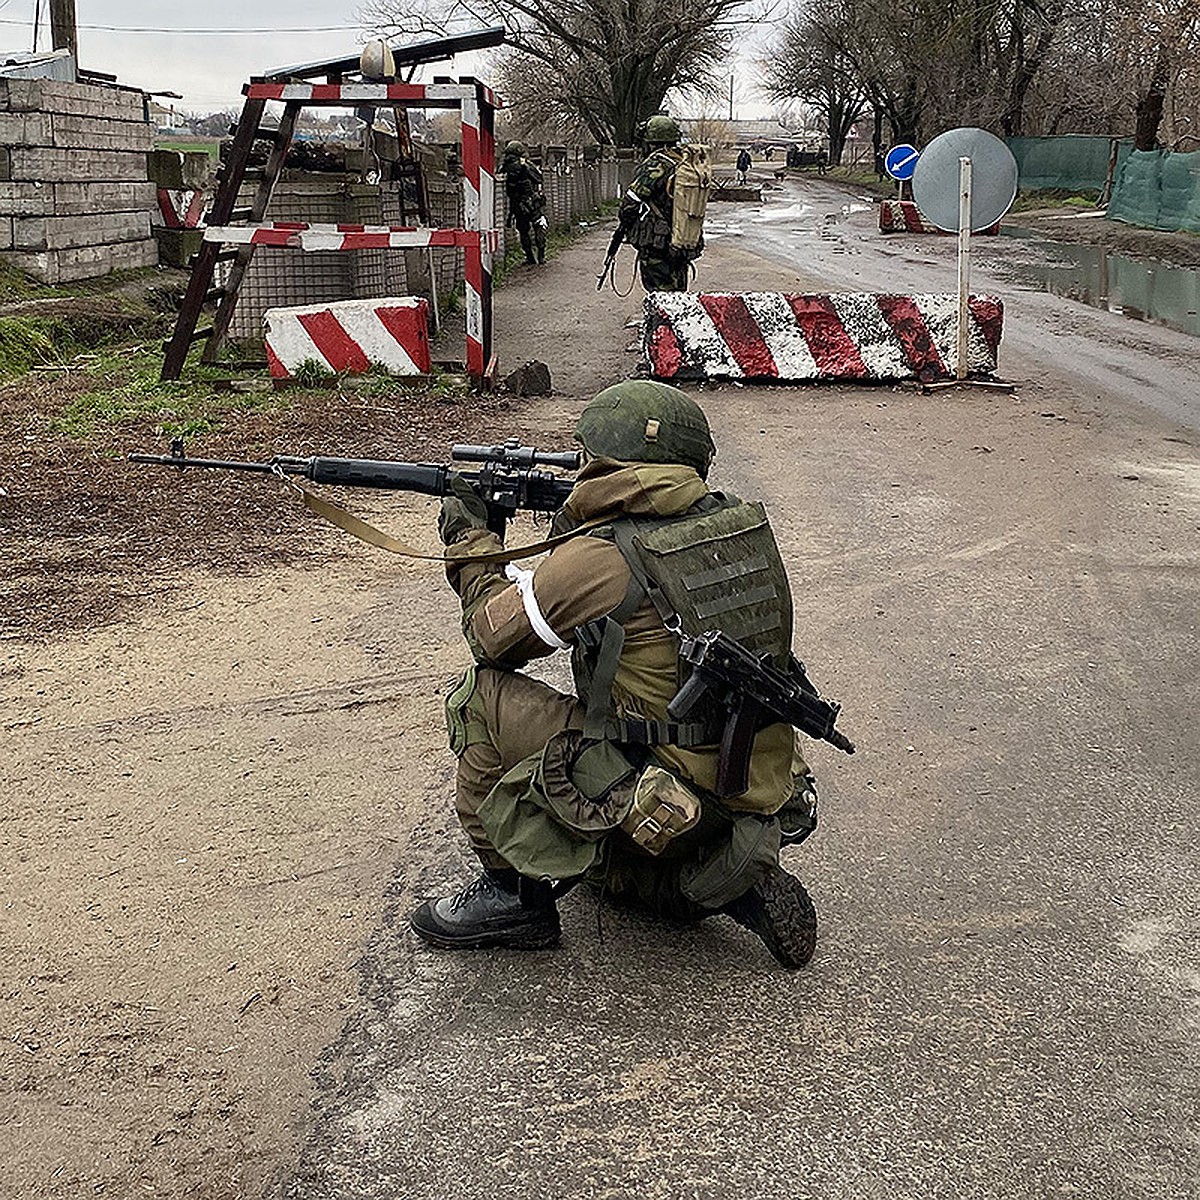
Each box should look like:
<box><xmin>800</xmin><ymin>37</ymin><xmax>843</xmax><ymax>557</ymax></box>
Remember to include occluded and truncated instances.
<box><xmin>728</xmin><ymin>75</ymin><xmax>734</xmax><ymax>122</ymax></box>
<box><xmin>50</xmin><ymin>0</ymin><xmax>78</xmax><ymax>62</ymax></box>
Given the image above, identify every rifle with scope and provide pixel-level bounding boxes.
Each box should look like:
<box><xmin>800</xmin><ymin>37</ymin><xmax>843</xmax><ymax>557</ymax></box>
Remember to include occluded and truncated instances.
<box><xmin>129</xmin><ymin>437</ymin><xmax>580</xmax><ymax>538</ymax></box>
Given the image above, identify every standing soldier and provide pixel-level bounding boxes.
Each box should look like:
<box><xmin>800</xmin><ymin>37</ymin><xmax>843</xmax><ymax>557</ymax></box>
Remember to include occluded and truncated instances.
<box><xmin>617</xmin><ymin>115</ymin><xmax>709</xmax><ymax>292</ymax></box>
<box><xmin>500</xmin><ymin>140</ymin><xmax>547</xmax><ymax>265</ymax></box>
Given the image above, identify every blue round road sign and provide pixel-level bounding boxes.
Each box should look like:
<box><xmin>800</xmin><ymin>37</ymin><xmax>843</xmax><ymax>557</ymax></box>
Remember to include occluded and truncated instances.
<box><xmin>885</xmin><ymin>144</ymin><xmax>919</xmax><ymax>181</ymax></box>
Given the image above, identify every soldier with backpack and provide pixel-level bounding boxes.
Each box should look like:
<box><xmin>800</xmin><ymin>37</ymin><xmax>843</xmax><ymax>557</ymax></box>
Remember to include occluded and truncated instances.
<box><xmin>615</xmin><ymin>115</ymin><xmax>711</xmax><ymax>292</ymax></box>
<box><xmin>409</xmin><ymin>382</ymin><xmax>838</xmax><ymax>970</ymax></box>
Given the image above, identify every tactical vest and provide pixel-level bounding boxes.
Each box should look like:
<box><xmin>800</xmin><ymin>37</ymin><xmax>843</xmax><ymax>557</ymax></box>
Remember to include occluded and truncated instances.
<box><xmin>572</xmin><ymin>494</ymin><xmax>792</xmax><ymax>749</ymax></box>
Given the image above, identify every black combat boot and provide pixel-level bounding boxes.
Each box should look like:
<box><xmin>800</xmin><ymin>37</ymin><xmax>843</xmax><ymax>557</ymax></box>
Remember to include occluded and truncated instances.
<box><xmin>410</xmin><ymin>869</ymin><xmax>561</xmax><ymax>950</ymax></box>
<box><xmin>722</xmin><ymin>865</ymin><xmax>817</xmax><ymax>969</ymax></box>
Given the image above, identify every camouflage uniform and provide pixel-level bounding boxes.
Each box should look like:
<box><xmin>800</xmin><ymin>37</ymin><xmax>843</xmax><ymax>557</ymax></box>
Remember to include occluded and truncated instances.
<box><xmin>501</xmin><ymin>145</ymin><xmax>546</xmax><ymax>265</ymax></box>
<box><xmin>619</xmin><ymin>146</ymin><xmax>700</xmax><ymax>292</ymax></box>
<box><xmin>443</xmin><ymin>459</ymin><xmax>807</xmax><ymax>918</ymax></box>
<box><xmin>411</xmin><ymin>383</ymin><xmax>820</xmax><ymax>968</ymax></box>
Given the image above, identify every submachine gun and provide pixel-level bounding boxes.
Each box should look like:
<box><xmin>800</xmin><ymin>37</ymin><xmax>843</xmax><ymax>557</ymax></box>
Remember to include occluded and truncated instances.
<box><xmin>129</xmin><ymin>437</ymin><xmax>579</xmax><ymax>538</ymax></box>
<box><xmin>667</xmin><ymin>623</ymin><xmax>856</xmax><ymax>799</ymax></box>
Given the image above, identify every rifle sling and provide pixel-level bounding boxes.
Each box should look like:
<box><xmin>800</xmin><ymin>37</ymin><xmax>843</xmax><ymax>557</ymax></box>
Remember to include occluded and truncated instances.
<box><xmin>298</xmin><ymin>485</ymin><xmax>609</xmax><ymax>565</ymax></box>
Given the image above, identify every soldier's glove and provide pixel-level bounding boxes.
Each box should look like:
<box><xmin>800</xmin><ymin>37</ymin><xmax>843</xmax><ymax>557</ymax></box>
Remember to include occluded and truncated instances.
<box><xmin>438</xmin><ymin>475</ymin><xmax>490</xmax><ymax>545</ymax></box>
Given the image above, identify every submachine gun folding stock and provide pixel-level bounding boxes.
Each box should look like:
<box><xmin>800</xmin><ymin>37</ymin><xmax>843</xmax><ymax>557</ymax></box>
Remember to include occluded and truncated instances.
<box><xmin>128</xmin><ymin>438</ymin><xmax>580</xmax><ymax>537</ymax></box>
<box><xmin>667</xmin><ymin>625</ymin><xmax>856</xmax><ymax>800</ymax></box>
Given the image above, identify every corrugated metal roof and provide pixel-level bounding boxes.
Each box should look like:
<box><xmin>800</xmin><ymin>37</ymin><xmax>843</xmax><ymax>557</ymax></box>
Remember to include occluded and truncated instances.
<box><xmin>0</xmin><ymin>48</ymin><xmax>75</xmax><ymax>81</ymax></box>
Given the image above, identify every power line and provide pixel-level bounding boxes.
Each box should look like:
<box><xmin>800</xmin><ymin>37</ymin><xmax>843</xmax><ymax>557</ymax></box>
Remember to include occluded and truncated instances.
<box><xmin>0</xmin><ymin>17</ymin><xmax>362</xmax><ymax>34</ymax></box>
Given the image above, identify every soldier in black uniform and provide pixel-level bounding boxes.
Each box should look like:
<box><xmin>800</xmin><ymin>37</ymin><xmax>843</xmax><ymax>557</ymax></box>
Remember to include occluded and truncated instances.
<box><xmin>501</xmin><ymin>140</ymin><xmax>547</xmax><ymax>265</ymax></box>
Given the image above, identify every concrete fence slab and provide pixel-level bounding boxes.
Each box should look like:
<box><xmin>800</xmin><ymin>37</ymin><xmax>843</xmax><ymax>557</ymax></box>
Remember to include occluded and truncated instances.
<box><xmin>0</xmin><ymin>180</ymin><xmax>51</xmax><ymax>216</ymax></box>
<box><xmin>13</xmin><ymin>211</ymin><xmax>151</xmax><ymax>252</ymax></box>
<box><xmin>1</xmin><ymin>237</ymin><xmax>158</xmax><ymax>284</ymax></box>
<box><xmin>51</xmin><ymin>180</ymin><xmax>157</xmax><ymax>217</ymax></box>
<box><xmin>0</xmin><ymin>78</ymin><xmax>146</xmax><ymax>121</ymax></box>
<box><xmin>50</xmin><ymin>113</ymin><xmax>156</xmax><ymax>152</ymax></box>
<box><xmin>643</xmin><ymin>291</ymin><xmax>1004</xmax><ymax>382</ymax></box>
<box><xmin>2</xmin><ymin>147</ymin><xmax>150</xmax><ymax>184</ymax></box>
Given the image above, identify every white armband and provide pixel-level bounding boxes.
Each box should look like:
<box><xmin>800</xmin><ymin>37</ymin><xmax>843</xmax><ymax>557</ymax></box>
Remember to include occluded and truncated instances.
<box><xmin>504</xmin><ymin>563</ymin><xmax>570</xmax><ymax>650</ymax></box>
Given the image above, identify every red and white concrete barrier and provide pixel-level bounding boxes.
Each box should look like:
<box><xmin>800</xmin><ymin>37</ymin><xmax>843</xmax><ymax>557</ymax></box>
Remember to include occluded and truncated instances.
<box><xmin>879</xmin><ymin>200</ymin><xmax>999</xmax><ymax>235</ymax></box>
<box><xmin>263</xmin><ymin>297</ymin><xmax>431</xmax><ymax>379</ymax></box>
<box><xmin>643</xmin><ymin>291</ymin><xmax>1004</xmax><ymax>383</ymax></box>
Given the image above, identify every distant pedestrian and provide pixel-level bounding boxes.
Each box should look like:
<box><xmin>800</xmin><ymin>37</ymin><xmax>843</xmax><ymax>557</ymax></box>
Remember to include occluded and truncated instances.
<box><xmin>816</xmin><ymin>148</ymin><xmax>828</xmax><ymax>176</ymax></box>
<box><xmin>736</xmin><ymin>147</ymin><xmax>751</xmax><ymax>185</ymax></box>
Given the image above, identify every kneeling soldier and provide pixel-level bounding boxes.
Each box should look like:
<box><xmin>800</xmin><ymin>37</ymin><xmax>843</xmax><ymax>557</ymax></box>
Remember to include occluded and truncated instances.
<box><xmin>411</xmin><ymin>382</ymin><xmax>823</xmax><ymax>968</ymax></box>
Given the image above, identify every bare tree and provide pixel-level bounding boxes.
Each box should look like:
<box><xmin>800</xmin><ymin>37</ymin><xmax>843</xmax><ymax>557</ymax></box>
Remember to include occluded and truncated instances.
<box><xmin>761</xmin><ymin>3</ymin><xmax>867</xmax><ymax>164</ymax></box>
<box><xmin>1123</xmin><ymin>0</ymin><xmax>1200</xmax><ymax>148</ymax></box>
<box><xmin>359</xmin><ymin>0</ymin><xmax>760</xmax><ymax>146</ymax></box>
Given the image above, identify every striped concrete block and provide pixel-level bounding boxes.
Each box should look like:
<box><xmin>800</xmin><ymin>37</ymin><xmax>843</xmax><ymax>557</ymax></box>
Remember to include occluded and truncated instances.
<box><xmin>879</xmin><ymin>199</ymin><xmax>999</xmax><ymax>235</ymax></box>
<box><xmin>263</xmin><ymin>298</ymin><xmax>432</xmax><ymax>379</ymax></box>
<box><xmin>643</xmin><ymin>291</ymin><xmax>1004</xmax><ymax>383</ymax></box>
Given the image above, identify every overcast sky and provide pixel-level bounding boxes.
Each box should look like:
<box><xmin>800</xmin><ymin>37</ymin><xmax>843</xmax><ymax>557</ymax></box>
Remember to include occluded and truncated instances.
<box><xmin>1</xmin><ymin>0</ymin><xmax>776</xmax><ymax>119</ymax></box>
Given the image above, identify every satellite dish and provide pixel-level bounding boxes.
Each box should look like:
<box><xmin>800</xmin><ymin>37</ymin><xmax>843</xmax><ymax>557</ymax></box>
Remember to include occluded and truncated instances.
<box><xmin>911</xmin><ymin>127</ymin><xmax>1018</xmax><ymax>232</ymax></box>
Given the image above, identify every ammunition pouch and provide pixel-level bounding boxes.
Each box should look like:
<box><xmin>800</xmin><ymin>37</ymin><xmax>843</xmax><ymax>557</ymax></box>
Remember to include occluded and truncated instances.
<box><xmin>620</xmin><ymin>764</ymin><xmax>702</xmax><ymax>856</ymax></box>
<box><xmin>539</xmin><ymin>730</ymin><xmax>639</xmax><ymax>835</ymax></box>
<box><xmin>476</xmin><ymin>729</ymin><xmax>708</xmax><ymax>878</ymax></box>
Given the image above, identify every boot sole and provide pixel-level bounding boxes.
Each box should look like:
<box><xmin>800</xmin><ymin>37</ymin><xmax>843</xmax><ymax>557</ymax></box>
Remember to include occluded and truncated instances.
<box><xmin>757</xmin><ymin>871</ymin><xmax>818</xmax><ymax>969</ymax></box>
<box><xmin>727</xmin><ymin>870</ymin><xmax>818</xmax><ymax>969</ymax></box>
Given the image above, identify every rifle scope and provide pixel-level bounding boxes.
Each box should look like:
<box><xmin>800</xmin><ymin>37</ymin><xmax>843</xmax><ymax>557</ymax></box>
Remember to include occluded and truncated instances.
<box><xmin>451</xmin><ymin>440</ymin><xmax>580</xmax><ymax>470</ymax></box>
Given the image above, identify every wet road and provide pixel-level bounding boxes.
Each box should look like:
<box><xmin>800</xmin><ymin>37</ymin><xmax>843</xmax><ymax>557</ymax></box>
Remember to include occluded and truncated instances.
<box><xmin>706</xmin><ymin>176</ymin><xmax>1200</xmax><ymax>426</ymax></box>
<box><xmin>274</xmin><ymin>178</ymin><xmax>1200</xmax><ymax>1200</ymax></box>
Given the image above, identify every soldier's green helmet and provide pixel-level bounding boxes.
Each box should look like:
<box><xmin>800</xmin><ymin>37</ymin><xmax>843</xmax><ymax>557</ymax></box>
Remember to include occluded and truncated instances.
<box><xmin>643</xmin><ymin>115</ymin><xmax>681</xmax><ymax>145</ymax></box>
<box><xmin>575</xmin><ymin>381</ymin><xmax>715</xmax><ymax>477</ymax></box>
<box><xmin>504</xmin><ymin>140</ymin><xmax>524</xmax><ymax>157</ymax></box>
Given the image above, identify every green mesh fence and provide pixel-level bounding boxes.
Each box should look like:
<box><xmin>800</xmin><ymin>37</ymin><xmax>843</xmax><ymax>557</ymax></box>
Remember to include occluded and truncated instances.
<box><xmin>1108</xmin><ymin>149</ymin><xmax>1200</xmax><ymax>233</ymax></box>
<box><xmin>1006</xmin><ymin>135</ymin><xmax>1118</xmax><ymax>193</ymax></box>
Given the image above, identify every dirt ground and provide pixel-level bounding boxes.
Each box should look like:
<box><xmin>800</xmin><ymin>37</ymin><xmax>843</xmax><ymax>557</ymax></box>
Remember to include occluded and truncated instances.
<box><xmin>3</xmin><ymin>188</ymin><xmax>1198</xmax><ymax>1199</ymax></box>
<box><xmin>1</xmin><ymin>314</ymin><xmax>580</xmax><ymax>1197</ymax></box>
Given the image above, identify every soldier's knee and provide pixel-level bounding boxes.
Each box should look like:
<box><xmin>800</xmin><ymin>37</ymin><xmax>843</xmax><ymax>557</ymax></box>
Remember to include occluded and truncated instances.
<box><xmin>445</xmin><ymin>665</ymin><xmax>493</xmax><ymax>758</ymax></box>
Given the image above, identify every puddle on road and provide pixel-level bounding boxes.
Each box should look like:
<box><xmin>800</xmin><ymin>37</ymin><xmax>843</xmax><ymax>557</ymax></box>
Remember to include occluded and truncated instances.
<box><xmin>1002</xmin><ymin>226</ymin><xmax>1200</xmax><ymax>338</ymax></box>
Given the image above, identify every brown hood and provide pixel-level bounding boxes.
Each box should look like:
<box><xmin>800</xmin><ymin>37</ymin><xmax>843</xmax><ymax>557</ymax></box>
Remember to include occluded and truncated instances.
<box><xmin>564</xmin><ymin>458</ymin><xmax>708</xmax><ymax>522</ymax></box>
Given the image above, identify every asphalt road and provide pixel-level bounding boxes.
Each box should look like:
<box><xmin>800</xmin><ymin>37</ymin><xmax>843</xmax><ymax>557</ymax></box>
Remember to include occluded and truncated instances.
<box><xmin>273</xmin><ymin>177</ymin><xmax>1200</xmax><ymax>1200</ymax></box>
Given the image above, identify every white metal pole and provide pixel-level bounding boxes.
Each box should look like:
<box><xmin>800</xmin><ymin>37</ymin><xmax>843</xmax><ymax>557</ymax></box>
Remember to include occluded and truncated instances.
<box><xmin>956</xmin><ymin>156</ymin><xmax>972</xmax><ymax>381</ymax></box>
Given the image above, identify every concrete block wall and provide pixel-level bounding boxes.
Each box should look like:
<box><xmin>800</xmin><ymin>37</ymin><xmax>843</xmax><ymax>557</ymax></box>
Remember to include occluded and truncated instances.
<box><xmin>0</xmin><ymin>78</ymin><xmax>157</xmax><ymax>283</ymax></box>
